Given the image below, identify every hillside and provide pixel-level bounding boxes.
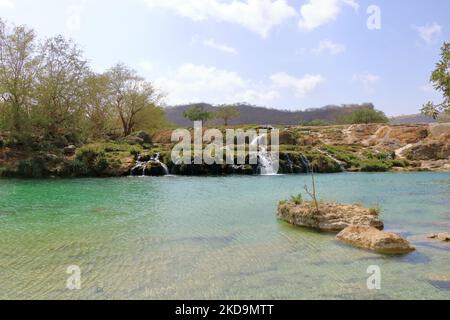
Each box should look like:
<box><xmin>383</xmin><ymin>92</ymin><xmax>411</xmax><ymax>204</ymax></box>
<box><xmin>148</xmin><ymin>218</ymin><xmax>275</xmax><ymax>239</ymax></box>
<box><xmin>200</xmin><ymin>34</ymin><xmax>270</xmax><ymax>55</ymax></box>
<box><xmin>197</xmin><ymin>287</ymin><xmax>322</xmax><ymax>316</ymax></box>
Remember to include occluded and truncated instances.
<box><xmin>390</xmin><ymin>114</ymin><xmax>437</xmax><ymax>124</ymax></box>
<box><xmin>164</xmin><ymin>103</ymin><xmax>376</xmax><ymax>126</ymax></box>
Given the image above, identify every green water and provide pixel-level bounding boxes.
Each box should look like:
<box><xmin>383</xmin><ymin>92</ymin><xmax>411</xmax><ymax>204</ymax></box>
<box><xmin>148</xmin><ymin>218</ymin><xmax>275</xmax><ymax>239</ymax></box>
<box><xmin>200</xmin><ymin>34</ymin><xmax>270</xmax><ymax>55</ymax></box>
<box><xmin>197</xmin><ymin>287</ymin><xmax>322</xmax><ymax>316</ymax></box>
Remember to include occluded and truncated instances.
<box><xmin>0</xmin><ymin>173</ymin><xmax>449</xmax><ymax>300</ymax></box>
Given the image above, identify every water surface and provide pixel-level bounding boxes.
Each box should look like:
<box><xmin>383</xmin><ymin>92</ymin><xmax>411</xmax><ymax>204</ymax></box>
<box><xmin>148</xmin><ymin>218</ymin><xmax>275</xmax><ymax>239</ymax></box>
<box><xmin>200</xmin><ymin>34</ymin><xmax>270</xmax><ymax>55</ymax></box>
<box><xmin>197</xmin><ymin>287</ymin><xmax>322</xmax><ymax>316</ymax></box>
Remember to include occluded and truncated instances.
<box><xmin>1</xmin><ymin>173</ymin><xmax>449</xmax><ymax>299</ymax></box>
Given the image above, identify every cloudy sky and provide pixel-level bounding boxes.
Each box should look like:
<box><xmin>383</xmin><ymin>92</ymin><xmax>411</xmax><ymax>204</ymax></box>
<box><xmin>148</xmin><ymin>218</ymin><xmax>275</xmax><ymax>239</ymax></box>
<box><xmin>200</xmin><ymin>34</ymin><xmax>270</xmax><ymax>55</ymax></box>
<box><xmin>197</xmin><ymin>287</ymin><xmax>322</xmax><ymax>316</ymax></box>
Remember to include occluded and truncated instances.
<box><xmin>1</xmin><ymin>0</ymin><xmax>448</xmax><ymax>115</ymax></box>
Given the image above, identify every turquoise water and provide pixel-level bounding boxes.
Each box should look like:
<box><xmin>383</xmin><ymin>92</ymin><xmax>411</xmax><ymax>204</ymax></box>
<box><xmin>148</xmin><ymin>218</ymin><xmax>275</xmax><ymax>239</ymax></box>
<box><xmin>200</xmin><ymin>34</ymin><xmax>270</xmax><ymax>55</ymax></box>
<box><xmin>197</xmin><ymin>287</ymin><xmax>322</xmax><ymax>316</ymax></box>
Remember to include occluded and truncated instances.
<box><xmin>0</xmin><ymin>173</ymin><xmax>449</xmax><ymax>300</ymax></box>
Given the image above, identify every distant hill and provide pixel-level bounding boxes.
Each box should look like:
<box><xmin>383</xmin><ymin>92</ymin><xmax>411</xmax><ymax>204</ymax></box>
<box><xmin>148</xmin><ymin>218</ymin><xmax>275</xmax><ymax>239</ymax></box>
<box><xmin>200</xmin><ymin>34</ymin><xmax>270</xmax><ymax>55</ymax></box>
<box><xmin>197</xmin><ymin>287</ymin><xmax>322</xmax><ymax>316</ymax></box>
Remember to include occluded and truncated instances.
<box><xmin>164</xmin><ymin>103</ymin><xmax>376</xmax><ymax>126</ymax></box>
<box><xmin>390</xmin><ymin>114</ymin><xmax>437</xmax><ymax>125</ymax></box>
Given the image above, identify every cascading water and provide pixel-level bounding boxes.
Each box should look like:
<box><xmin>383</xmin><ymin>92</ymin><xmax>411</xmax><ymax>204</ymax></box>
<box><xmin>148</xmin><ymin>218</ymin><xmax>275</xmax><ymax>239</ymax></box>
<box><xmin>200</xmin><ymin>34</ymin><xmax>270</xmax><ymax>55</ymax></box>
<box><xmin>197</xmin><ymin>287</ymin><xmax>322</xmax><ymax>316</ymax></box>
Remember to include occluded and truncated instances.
<box><xmin>316</xmin><ymin>149</ymin><xmax>347</xmax><ymax>172</ymax></box>
<box><xmin>154</xmin><ymin>153</ymin><xmax>170</xmax><ymax>175</ymax></box>
<box><xmin>131</xmin><ymin>156</ymin><xmax>147</xmax><ymax>177</ymax></box>
<box><xmin>250</xmin><ymin>134</ymin><xmax>278</xmax><ymax>176</ymax></box>
<box><xmin>131</xmin><ymin>153</ymin><xmax>170</xmax><ymax>176</ymax></box>
<box><xmin>299</xmin><ymin>154</ymin><xmax>311</xmax><ymax>173</ymax></box>
<box><xmin>285</xmin><ymin>154</ymin><xmax>294</xmax><ymax>173</ymax></box>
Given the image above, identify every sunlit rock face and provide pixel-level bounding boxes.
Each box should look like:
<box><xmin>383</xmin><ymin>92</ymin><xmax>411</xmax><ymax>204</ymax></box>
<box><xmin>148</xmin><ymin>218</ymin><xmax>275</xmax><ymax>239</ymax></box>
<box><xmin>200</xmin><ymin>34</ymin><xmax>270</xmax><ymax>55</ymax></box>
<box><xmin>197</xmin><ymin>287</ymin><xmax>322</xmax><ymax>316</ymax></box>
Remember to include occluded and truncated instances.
<box><xmin>337</xmin><ymin>226</ymin><xmax>416</xmax><ymax>255</ymax></box>
<box><xmin>277</xmin><ymin>202</ymin><xmax>384</xmax><ymax>233</ymax></box>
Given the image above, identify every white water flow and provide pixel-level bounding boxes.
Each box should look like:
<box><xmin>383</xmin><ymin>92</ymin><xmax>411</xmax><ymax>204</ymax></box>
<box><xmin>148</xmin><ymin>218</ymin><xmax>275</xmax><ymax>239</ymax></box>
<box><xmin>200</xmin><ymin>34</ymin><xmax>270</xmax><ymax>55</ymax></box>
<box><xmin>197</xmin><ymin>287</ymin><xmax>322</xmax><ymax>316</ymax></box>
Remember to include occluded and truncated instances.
<box><xmin>250</xmin><ymin>134</ymin><xmax>278</xmax><ymax>176</ymax></box>
<box><xmin>317</xmin><ymin>149</ymin><xmax>347</xmax><ymax>172</ymax></box>
<box><xmin>131</xmin><ymin>161</ymin><xmax>147</xmax><ymax>177</ymax></box>
<box><xmin>131</xmin><ymin>154</ymin><xmax>169</xmax><ymax>176</ymax></box>
<box><xmin>299</xmin><ymin>154</ymin><xmax>311</xmax><ymax>173</ymax></box>
<box><xmin>154</xmin><ymin>153</ymin><xmax>170</xmax><ymax>175</ymax></box>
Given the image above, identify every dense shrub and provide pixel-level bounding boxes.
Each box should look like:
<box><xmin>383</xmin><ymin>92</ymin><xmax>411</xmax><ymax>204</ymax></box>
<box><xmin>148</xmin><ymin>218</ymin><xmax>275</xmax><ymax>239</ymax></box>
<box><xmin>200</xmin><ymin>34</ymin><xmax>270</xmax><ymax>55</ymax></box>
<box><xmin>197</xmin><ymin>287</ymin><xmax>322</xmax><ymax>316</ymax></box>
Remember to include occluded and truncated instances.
<box><xmin>17</xmin><ymin>157</ymin><xmax>49</xmax><ymax>178</ymax></box>
<box><xmin>360</xmin><ymin>160</ymin><xmax>391</xmax><ymax>172</ymax></box>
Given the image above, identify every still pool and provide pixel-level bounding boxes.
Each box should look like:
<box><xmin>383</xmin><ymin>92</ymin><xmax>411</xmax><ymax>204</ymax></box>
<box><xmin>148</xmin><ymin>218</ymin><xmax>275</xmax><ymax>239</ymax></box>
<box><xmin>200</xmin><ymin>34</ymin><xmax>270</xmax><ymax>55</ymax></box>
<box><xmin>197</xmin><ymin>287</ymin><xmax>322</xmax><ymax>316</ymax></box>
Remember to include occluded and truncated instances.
<box><xmin>0</xmin><ymin>173</ymin><xmax>449</xmax><ymax>299</ymax></box>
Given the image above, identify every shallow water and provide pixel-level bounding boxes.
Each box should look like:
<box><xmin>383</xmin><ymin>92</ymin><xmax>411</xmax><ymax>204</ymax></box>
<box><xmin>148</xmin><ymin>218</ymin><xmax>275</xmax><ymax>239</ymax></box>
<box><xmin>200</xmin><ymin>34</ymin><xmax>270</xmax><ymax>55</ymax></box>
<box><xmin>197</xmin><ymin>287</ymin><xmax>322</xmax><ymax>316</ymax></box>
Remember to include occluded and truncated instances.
<box><xmin>0</xmin><ymin>173</ymin><xmax>449</xmax><ymax>300</ymax></box>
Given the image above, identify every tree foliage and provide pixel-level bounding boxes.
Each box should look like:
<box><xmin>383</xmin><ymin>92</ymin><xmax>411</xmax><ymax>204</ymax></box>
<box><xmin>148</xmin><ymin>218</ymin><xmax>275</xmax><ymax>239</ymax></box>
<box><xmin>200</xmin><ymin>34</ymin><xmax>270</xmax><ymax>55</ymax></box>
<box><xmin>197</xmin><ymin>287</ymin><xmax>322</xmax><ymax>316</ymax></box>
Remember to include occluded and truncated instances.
<box><xmin>106</xmin><ymin>63</ymin><xmax>162</xmax><ymax>137</ymax></box>
<box><xmin>183</xmin><ymin>105</ymin><xmax>213</xmax><ymax>123</ymax></box>
<box><xmin>0</xmin><ymin>19</ymin><xmax>167</xmax><ymax>147</ymax></box>
<box><xmin>422</xmin><ymin>42</ymin><xmax>450</xmax><ymax>119</ymax></box>
<box><xmin>215</xmin><ymin>105</ymin><xmax>240</xmax><ymax>126</ymax></box>
<box><xmin>336</xmin><ymin>108</ymin><xmax>389</xmax><ymax>125</ymax></box>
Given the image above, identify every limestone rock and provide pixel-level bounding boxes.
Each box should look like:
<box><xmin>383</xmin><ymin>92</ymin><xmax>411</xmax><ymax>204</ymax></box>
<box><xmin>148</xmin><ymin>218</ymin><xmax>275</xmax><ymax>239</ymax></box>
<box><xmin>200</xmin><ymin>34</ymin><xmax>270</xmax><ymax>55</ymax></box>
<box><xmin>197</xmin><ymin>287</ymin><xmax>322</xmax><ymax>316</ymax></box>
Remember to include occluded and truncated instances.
<box><xmin>336</xmin><ymin>226</ymin><xmax>415</xmax><ymax>254</ymax></box>
<box><xmin>428</xmin><ymin>233</ymin><xmax>450</xmax><ymax>242</ymax></box>
<box><xmin>277</xmin><ymin>202</ymin><xmax>384</xmax><ymax>232</ymax></box>
<box><xmin>63</xmin><ymin>145</ymin><xmax>76</xmax><ymax>156</ymax></box>
<box><xmin>429</xmin><ymin>123</ymin><xmax>450</xmax><ymax>140</ymax></box>
<box><xmin>405</xmin><ymin>141</ymin><xmax>450</xmax><ymax>161</ymax></box>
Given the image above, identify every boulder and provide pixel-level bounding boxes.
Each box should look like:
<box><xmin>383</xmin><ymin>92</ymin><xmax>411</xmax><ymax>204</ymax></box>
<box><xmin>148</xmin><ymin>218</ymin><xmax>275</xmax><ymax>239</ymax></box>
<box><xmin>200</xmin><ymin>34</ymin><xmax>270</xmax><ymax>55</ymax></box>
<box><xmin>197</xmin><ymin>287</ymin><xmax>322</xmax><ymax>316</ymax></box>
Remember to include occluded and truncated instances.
<box><xmin>145</xmin><ymin>160</ymin><xmax>168</xmax><ymax>176</ymax></box>
<box><xmin>405</xmin><ymin>141</ymin><xmax>450</xmax><ymax>161</ymax></box>
<box><xmin>135</xmin><ymin>131</ymin><xmax>152</xmax><ymax>144</ymax></box>
<box><xmin>279</xmin><ymin>131</ymin><xmax>297</xmax><ymax>145</ymax></box>
<box><xmin>337</xmin><ymin>226</ymin><xmax>415</xmax><ymax>254</ymax></box>
<box><xmin>429</xmin><ymin>123</ymin><xmax>450</xmax><ymax>140</ymax></box>
<box><xmin>63</xmin><ymin>145</ymin><xmax>77</xmax><ymax>156</ymax></box>
<box><xmin>123</xmin><ymin>136</ymin><xmax>144</xmax><ymax>145</ymax></box>
<box><xmin>428</xmin><ymin>233</ymin><xmax>450</xmax><ymax>242</ymax></box>
<box><xmin>277</xmin><ymin>202</ymin><xmax>384</xmax><ymax>232</ymax></box>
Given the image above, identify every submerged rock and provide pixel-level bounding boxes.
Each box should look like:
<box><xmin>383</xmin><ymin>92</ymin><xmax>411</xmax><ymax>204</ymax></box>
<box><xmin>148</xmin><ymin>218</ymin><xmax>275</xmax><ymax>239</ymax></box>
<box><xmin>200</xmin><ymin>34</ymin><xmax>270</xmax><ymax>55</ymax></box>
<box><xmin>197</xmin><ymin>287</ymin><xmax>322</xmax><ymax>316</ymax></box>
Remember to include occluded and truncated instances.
<box><xmin>277</xmin><ymin>202</ymin><xmax>384</xmax><ymax>232</ymax></box>
<box><xmin>428</xmin><ymin>233</ymin><xmax>450</xmax><ymax>242</ymax></box>
<box><xmin>337</xmin><ymin>226</ymin><xmax>415</xmax><ymax>254</ymax></box>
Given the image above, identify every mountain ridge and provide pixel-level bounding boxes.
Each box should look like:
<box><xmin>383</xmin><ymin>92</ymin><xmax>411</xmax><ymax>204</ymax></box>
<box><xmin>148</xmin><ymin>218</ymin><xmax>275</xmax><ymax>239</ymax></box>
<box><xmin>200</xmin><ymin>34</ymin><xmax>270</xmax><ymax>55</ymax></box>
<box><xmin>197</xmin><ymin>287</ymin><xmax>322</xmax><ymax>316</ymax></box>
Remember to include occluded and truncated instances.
<box><xmin>164</xmin><ymin>103</ymin><xmax>378</xmax><ymax>126</ymax></box>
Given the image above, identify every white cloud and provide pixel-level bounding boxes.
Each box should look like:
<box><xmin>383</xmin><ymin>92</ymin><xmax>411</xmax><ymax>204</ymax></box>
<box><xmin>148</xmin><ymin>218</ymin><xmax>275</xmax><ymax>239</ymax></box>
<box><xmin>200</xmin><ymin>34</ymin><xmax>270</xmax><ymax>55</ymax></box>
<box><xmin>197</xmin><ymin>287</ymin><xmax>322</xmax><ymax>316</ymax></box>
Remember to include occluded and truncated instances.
<box><xmin>203</xmin><ymin>39</ymin><xmax>238</xmax><ymax>55</ymax></box>
<box><xmin>271</xmin><ymin>72</ymin><xmax>325</xmax><ymax>97</ymax></box>
<box><xmin>144</xmin><ymin>0</ymin><xmax>297</xmax><ymax>37</ymax></box>
<box><xmin>415</xmin><ymin>22</ymin><xmax>442</xmax><ymax>45</ymax></box>
<box><xmin>156</xmin><ymin>63</ymin><xmax>246</xmax><ymax>104</ymax></box>
<box><xmin>139</xmin><ymin>61</ymin><xmax>156</xmax><ymax>75</ymax></box>
<box><xmin>312</xmin><ymin>39</ymin><xmax>346</xmax><ymax>55</ymax></box>
<box><xmin>235</xmin><ymin>89</ymin><xmax>280</xmax><ymax>106</ymax></box>
<box><xmin>155</xmin><ymin>63</ymin><xmax>280</xmax><ymax>106</ymax></box>
<box><xmin>299</xmin><ymin>0</ymin><xmax>359</xmax><ymax>31</ymax></box>
<box><xmin>0</xmin><ymin>0</ymin><xmax>14</xmax><ymax>7</ymax></box>
<box><xmin>352</xmin><ymin>72</ymin><xmax>380</xmax><ymax>91</ymax></box>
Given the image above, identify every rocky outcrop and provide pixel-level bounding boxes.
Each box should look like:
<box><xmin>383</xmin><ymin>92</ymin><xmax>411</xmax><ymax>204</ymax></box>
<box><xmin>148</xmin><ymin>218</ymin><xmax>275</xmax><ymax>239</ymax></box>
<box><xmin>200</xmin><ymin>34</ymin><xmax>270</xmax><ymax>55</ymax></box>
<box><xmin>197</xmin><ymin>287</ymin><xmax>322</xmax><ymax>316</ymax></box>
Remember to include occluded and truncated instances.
<box><xmin>428</xmin><ymin>233</ymin><xmax>450</xmax><ymax>242</ymax></box>
<box><xmin>63</xmin><ymin>145</ymin><xmax>77</xmax><ymax>156</ymax></box>
<box><xmin>405</xmin><ymin>141</ymin><xmax>450</xmax><ymax>161</ymax></box>
<box><xmin>277</xmin><ymin>202</ymin><xmax>384</xmax><ymax>232</ymax></box>
<box><xmin>336</xmin><ymin>226</ymin><xmax>415</xmax><ymax>254</ymax></box>
<box><xmin>429</xmin><ymin>123</ymin><xmax>450</xmax><ymax>140</ymax></box>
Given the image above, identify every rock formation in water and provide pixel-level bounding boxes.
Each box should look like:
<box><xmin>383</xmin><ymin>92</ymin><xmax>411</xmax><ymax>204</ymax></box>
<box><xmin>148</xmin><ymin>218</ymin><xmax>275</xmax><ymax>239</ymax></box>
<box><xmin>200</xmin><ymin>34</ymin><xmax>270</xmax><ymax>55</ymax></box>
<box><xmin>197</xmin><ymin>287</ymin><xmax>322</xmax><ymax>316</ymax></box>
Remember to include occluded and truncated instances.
<box><xmin>336</xmin><ymin>226</ymin><xmax>416</xmax><ymax>254</ymax></box>
<box><xmin>428</xmin><ymin>233</ymin><xmax>450</xmax><ymax>242</ymax></box>
<box><xmin>277</xmin><ymin>202</ymin><xmax>384</xmax><ymax>232</ymax></box>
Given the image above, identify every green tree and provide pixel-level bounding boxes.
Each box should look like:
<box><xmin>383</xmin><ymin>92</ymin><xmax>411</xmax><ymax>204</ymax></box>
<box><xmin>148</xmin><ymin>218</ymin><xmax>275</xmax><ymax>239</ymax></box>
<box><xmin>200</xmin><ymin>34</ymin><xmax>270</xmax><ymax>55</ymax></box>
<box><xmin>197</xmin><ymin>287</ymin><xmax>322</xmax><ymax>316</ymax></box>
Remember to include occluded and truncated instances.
<box><xmin>106</xmin><ymin>63</ymin><xmax>161</xmax><ymax>137</ymax></box>
<box><xmin>135</xmin><ymin>104</ymin><xmax>170</xmax><ymax>135</ymax></box>
<box><xmin>34</xmin><ymin>36</ymin><xmax>89</xmax><ymax>143</ymax></box>
<box><xmin>0</xmin><ymin>20</ymin><xmax>40</xmax><ymax>137</ymax></box>
<box><xmin>337</xmin><ymin>108</ymin><xmax>389</xmax><ymax>124</ymax></box>
<box><xmin>422</xmin><ymin>42</ymin><xmax>450</xmax><ymax>119</ymax></box>
<box><xmin>183</xmin><ymin>105</ymin><xmax>213</xmax><ymax>123</ymax></box>
<box><xmin>215</xmin><ymin>105</ymin><xmax>240</xmax><ymax>126</ymax></box>
<box><xmin>82</xmin><ymin>73</ymin><xmax>114</xmax><ymax>139</ymax></box>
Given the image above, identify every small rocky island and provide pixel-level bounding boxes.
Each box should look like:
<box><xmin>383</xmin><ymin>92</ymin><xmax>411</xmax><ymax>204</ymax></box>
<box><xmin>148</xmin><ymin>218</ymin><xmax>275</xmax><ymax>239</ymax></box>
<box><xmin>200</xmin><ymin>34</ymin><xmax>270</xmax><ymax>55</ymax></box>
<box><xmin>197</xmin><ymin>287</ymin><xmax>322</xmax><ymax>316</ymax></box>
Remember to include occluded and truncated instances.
<box><xmin>277</xmin><ymin>202</ymin><xmax>384</xmax><ymax>232</ymax></box>
<box><xmin>278</xmin><ymin>200</ymin><xmax>415</xmax><ymax>254</ymax></box>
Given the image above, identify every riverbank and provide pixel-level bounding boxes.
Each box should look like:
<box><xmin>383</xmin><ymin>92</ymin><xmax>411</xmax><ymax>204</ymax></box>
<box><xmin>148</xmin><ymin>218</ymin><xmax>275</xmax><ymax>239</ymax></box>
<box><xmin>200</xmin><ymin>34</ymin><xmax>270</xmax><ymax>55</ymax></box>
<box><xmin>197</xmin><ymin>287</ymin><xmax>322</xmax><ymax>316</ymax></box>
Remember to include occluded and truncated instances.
<box><xmin>1</xmin><ymin>123</ymin><xmax>449</xmax><ymax>178</ymax></box>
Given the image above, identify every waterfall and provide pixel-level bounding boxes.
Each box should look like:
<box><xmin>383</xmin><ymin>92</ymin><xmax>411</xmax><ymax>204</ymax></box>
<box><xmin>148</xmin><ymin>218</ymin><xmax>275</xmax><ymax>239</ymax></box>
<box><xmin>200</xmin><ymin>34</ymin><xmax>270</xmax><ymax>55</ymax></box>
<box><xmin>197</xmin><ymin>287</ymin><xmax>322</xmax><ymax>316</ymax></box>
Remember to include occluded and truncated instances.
<box><xmin>285</xmin><ymin>154</ymin><xmax>294</xmax><ymax>173</ymax></box>
<box><xmin>131</xmin><ymin>158</ymin><xmax>147</xmax><ymax>177</ymax></box>
<box><xmin>131</xmin><ymin>153</ymin><xmax>170</xmax><ymax>176</ymax></box>
<box><xmin>154</xmin><ymin>153</ymin><xmax>170</xmax><ymax>175</ymax></box>
<box><xmin>299</xmin><ymin>154</ymin><xmax>311</xmax><ymax>173</ymax></box>
<box><xmin>250</xmin><ymin>134</ymin><xmax>278</xmax><ymax>176</ymax></box>
<box><xmin>316</xmin><ymin>149</ymin><xmax>346</xmax><ymax>172</ymax></box>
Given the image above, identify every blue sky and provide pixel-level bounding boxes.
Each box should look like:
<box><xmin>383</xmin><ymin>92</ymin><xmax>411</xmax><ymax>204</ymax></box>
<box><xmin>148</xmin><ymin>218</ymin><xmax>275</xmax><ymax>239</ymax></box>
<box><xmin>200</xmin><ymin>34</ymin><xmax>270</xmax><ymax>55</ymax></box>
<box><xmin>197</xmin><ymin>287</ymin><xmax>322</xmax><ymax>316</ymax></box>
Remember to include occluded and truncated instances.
<box><xmin>0</xmin><ymin>0</ymin><xmax>449</xmax><ymax>115</ymax></box>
